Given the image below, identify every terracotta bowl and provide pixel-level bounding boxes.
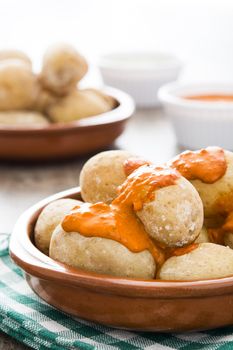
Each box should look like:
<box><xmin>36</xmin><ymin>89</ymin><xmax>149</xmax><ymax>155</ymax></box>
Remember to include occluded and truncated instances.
<box><xmin>10</xmin><ymin>187</ymin><xmax>233</xmax><ymax>332</ymax></box>
<box><xmin>0</xmin><ymin>87</ymin><xmax>134</xmax><ymax>161</ymax></box>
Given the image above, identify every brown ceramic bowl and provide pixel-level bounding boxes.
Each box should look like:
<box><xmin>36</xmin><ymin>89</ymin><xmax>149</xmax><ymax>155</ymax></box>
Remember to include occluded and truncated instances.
<box><xmin>0</xmin><ymin>87</ymin><xmax>134</xmax><ymax>161</ymax></box>
<box><xmin>9</xmin><ymin>187</ymin><xmax>233</xmax><ymax>332</ymax></box>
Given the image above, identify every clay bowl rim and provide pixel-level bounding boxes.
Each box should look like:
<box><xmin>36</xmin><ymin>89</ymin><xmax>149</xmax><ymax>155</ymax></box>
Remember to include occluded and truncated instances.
<box><xmin>0</xmin><ymin>86</ymin><xmax>135</xmax><ymax>135</ymax></box>
<box><xmin>9</xmin><ymin>187</ymin><xmax>233</xmax><ymax>299</ymax></box>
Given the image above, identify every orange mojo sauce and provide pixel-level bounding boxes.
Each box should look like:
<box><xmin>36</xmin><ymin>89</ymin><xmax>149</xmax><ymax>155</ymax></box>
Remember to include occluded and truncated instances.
<box><xmin>171</xmin><ymin>148</ymin><xmax>227</xmax><ymax>184</ymax></box>
<box><xmin>123</xmin><ymin>157</ymin><xmax>152</xmax><ymax>177</ymax></box>
<box><xmin>171</xmin><ymin>147</ymin><xmax>228</xmax><ymax>245</ymax></box>
<box><xmin>184</xmin><ymin>94</ymin><xmax>233</xmax><ymax>102</ymax></box>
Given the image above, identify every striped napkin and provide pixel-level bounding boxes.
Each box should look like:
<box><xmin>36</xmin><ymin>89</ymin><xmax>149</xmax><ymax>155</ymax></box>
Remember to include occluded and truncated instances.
<box><xmin>1</xmin><ymin>234</ymin><xmax>233</xmax><ymax>350</ymax></box>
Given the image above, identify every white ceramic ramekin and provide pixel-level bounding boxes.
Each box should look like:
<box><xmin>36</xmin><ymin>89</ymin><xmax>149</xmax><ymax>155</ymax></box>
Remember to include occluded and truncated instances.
<box><xmin>99</xmin><ymin>52</ymin><xmax>183</xmax><ymax>108</ymax></box>
<box><xmin>158</xmin><ymin>83</ymin><xmax>233</xmax><ymax>150</ymax></box>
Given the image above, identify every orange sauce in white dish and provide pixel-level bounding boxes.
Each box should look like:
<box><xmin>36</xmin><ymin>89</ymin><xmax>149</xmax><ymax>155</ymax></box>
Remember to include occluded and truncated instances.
<box><xmin>184</xmin><ymin>94</ymin><xmax>233</xmax><ymax>102</ymax></box>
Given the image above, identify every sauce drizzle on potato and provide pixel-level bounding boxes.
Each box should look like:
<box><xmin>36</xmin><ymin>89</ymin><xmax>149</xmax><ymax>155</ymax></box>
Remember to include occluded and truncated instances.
<box><xmin>170</xmin><ymin>147</ymin><xmax>227</xmax><ymax>184</ymax></box>
<box><xmin>123</xmin><ymin>157</ymin><xmax>151</xmax><ymax>176</ymax></box>
<box><xmin>171</xmin><ymin>147</ymin><xmax>233</xmax><ymax>247</ymax></box>
<box><xmin>62</xmin><ymin>166</ymin><xmax>182</xmax><ymax>266</ymax></box>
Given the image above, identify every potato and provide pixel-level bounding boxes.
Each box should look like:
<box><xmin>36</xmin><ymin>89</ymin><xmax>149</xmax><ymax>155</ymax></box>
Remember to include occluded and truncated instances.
<box><xmin>0</xmin><ymin>111</ymin><xmax>49</xmax><ymax>127</ymax></box>
<box><xmin>86</xmin><ymin>88</ymin><xmax>117</xmax><ymax>109</ymax></box>
<box><xmin>40</xmin><ymin>43</ymin><xmax>88</xmax><ymax>95</ymax></box>
<box><xmin>34</xmin><ymin>198</ymin><xmax>81</xmax><ymax>255</ymax></box>
<box><xmin>191</xmin><ymin>150</ymin><xmax>233</xmax><ymax>217</ymax></box>
<box><xmin>137</xmin><ymin>176</ymin><xmax>203</xmax><ymax>247</ymax></box>
<box><xmin>49</xmin><ymin>225</ymin><xmax>156</xmax><ymax>279</ymax></box>
<box><xmin>0</xmin><ymin>49</ymin><xmax>32</xmax><ymax>67</ymax></box>
<box><xmin>80</xmin><ymin>150</ymin><xmax>133</xmax><ymax>204</ymax></box>
<box><xmin>0</xmin><ymin>60</ymin><xmax>38</xmax><ymax>110</ymax></box>
<box><xmin>33</xmin><ymin>79</ymin><xmax>58</xmax><ymax>113</ymax></box>
<box><xmin>158</xmin><ymin>243</ymin><xmax>233</xmax><ymax>280</ymax></box>
<box><xmin>46</xmin><ymin>89</ymin><xmax>113</xmax><ymax>123</ymax></box>
<box><xmin>195</xmin><ymin>226</ymin><xmax>210</xmax><ymax>243</ymax></box>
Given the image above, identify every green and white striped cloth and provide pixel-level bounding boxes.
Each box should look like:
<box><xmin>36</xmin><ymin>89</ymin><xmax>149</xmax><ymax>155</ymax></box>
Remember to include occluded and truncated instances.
<box><xmin>1</xmin><ymin>234</ymin><xmax>233</xmax><ymax>350</ymax></box>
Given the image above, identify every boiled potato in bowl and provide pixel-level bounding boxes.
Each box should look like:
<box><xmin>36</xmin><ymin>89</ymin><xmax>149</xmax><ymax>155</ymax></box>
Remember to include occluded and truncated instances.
<box><xmin>0</xmin><ymin>44</ymin><xmax>116</xmax><ymax>128</ymax></box>
<box><xmin>33</xmin><ymin>147</ymin><xmax>233</xmax><ymax>281</ymax></box>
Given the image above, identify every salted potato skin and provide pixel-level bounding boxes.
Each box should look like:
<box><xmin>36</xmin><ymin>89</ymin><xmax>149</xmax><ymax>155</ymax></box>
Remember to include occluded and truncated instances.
<box><xmin>137</xmin><ymin>177</ymin><xmax>203</xmax><ymax>247</ymax></box>
<box><xmin>0</xmin><ymin>111</ymin><xmax>49</xmax><ymax>127</ymax></box>
<box><xmin>46</xmin><ymin>89</ymin><xmax>113</xmax><ymax>123</ymax></box>
<box><xmin>34</xmin><ymin>198</ymin><xmax>81</xmax><ymax>255</ymax></box>
<box><xmin>0</xmin><ymin>60</ymin><xmax>38</xmax><ymax>110</ymax></box>
<box><xmin>80</xmin><ymin>150</ymin><xmax>133</xmax><ymax>204</ymax></box>
<box><xmin>158</xmin><ymin>243</ymin><xmax>233</xmax><ymax>281</ymax></box>
<box><xmin>49</xmin><ymin>225</ymin><xmax>156</xmax><ymax>279</ymax></box>
<box><xmin>191</xmin><ymin>151</ymin><xmax>233</xmax><ymax>217</ymax></box>
<box><xmin>40</xmin><ymin>43</ymin><xmax>88</xmax><ymax>95</ymax></box>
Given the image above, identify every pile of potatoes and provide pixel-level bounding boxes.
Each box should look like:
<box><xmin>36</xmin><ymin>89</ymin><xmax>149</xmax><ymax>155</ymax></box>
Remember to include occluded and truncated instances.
<box><xmin>0</xmin><ymin>45</ymin><xmax>115</xmax><ymax>127</ymax></box>
<box><xmin>34</xmin><ymin>147</ymin><xmax>233</xmax><ymax>281</ymax></box>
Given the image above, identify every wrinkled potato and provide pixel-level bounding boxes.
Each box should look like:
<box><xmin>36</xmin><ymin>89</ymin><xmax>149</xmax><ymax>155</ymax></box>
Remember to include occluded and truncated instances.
<box><xmin>34</xmin><ymin>198</ymin><xmax>81</xmax><ymax>255</ymax></box>
<box><xmin>0</xmin><ymin>60</ymin><xmax>38</xmax><ymax>110</ymax></box>
<box><xmin>46</xmin><ymin>89</ymin><xmax>113</xmax><ymax>123</ymax></box>
<box><xmin>34</xmin><ymin>79</ymin><xmax>58</xmax><ymax>113</ymax></box>
<box><xmin>195</xmin><ymin>226</ymin><xmax>210</xmax><ymax>243</ymax></box>
<box><xmin>80</xmin><ymin>150</ymin><xmax>133</xmax><ymax>204</ymax></box>
<box><xmin>50</xmin><ymin>225</ymin><xmax>156</xmax><ymax>279</ymax></box>
<box><xmin>0</xmin><ymin>49</ymin><xmax>32</xmax><ymax>67</ymax></box>
<box><xmin>0</xmin><ymin>111</ymin><xmax>49</xmax><ymax>127</ymax></box>
<box><xmin>191</xmin><ymin>150</ymin><xmax>233</xmax><ymax>217</ymax></box>
<box><xmin>40</xmin><ymin>43</ymin><xmax>88</xmax><ymax>95</ymax></box>
<box><xmin>137</xmin><ymin>176</ymin><xmax>203</xmax><ymax>248</ymax></box>
<box><xmin>86</xmin><ymin>88</ymin><xmax>117</xmax><ymax>110</ymax></box>
<box><xmin>158</xmin><ymin>243</ymin><xmax>233</xmax><ymax>280</ymax></box>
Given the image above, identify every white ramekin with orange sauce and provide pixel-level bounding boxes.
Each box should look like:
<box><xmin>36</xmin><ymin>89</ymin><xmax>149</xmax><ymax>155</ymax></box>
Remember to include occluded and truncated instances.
<box><xmin>158</xmin><ymin>83</ymin><xmax>233</xmax><ymax>150</ymax></box>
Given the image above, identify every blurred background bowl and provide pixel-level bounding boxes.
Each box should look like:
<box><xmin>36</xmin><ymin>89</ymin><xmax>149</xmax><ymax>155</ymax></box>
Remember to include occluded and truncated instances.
<box><xmin>158</xmin><ymin>82</ymin><xmax>233</xmax><ymax>150</ymax></box>
<box><xmin>0</xmin><ymin>86</ymin><xmax>134</xmax><ymax>161</ymax></box>
<box><xmin>99</xmin><ymin>51</ymin><xmax>183</xmax><ymax>108</ymax></box>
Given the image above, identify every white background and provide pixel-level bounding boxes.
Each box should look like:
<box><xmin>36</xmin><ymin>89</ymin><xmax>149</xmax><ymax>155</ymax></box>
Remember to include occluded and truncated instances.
<box><xmin>0</xmin><ymin>0</ymin><xmax>233</xmax><ymax>82</ymax></box>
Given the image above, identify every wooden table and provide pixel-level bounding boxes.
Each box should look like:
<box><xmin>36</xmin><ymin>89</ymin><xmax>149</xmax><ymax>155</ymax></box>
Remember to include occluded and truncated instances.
<box><xmin>0</xmin><ymin>107</ymin><xmax>178</xmax><ymax>348</ymax></box>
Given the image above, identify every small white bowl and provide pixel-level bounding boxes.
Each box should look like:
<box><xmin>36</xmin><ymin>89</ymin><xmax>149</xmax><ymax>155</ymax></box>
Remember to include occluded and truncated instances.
<box><xmin>99</xmin><ymin>52</ymin><xmax>183</xmax><ymax>108</ymax></box>
<box><xmin>158</xmin><ymin>83</ymin><xmax>233</xmax><ymax>150</ymax></box>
